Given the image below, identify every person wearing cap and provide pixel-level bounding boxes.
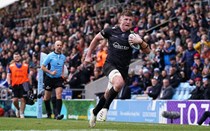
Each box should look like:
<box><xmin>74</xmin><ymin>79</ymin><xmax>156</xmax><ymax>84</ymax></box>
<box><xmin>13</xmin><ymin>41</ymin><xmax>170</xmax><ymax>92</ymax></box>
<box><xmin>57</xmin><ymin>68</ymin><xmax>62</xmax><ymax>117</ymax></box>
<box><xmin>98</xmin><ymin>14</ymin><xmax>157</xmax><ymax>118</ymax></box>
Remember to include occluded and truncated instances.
<box><xmin>153</xmin><ymin>68</ymin><xmax>163</xmax><ymax>84</ymax></box>
<box><xmin>139</xmin><ymin>68</ymin><xmax>152</xmax><ymax>91</ymax></box>
<box><xmin>192</xmin><ymin>53</ymin><xmax>204</xmax><ymax>73</ymax></box>
<box><xmin>189</xmin><ymin>77</ymin><xmax>204</xmax><ymax>100</ymax></box>
<box><xmin>189</xmin><ymin>65</ymin><xmax>202</xmax><ymax>85</ymax></box>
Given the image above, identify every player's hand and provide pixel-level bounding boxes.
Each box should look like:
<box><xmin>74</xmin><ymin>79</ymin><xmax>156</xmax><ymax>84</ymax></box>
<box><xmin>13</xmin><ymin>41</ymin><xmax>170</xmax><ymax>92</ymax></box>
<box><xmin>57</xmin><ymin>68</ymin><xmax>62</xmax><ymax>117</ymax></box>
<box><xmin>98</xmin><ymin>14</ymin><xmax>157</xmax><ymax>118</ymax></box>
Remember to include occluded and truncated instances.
<box><xmin>50</xmin><ymin>70</ymin><xmax>57</xmax><ymax>75</ymax></box>
<box><xmin>129</xmin><ymin>34</ymin><xmax>143</xmax><ymax>45</ymax></box>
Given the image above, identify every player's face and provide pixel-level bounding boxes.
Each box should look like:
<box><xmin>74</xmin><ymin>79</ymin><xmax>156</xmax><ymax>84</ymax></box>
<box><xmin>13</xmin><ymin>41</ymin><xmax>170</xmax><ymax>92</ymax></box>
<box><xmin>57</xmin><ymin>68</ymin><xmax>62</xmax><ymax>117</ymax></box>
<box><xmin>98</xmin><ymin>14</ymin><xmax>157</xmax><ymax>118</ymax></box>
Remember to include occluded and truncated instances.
<box><xmin>54</xmin><ymin>41</ymin><xmax>63</xmax><ymax>53</ymax></box>
<box><xmin>13</xmin><ymin>54</ymin><xmax>21</xmax><ymax>62</ymax></box>
<box><xmin>120</xmin><ymin>15</ymin><xmax>133</xmax><ymax>32</ymax></box>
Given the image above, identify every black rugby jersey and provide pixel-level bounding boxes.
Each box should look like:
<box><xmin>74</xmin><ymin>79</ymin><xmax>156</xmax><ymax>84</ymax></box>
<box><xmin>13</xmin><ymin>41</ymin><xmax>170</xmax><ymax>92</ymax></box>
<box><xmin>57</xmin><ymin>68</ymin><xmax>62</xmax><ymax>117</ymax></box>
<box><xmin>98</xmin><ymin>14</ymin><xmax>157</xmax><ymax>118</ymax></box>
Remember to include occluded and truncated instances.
<box><xmin>101</xmin><ymin>26</ymin><xmax>132</xmax><ymax>68</ymax></box>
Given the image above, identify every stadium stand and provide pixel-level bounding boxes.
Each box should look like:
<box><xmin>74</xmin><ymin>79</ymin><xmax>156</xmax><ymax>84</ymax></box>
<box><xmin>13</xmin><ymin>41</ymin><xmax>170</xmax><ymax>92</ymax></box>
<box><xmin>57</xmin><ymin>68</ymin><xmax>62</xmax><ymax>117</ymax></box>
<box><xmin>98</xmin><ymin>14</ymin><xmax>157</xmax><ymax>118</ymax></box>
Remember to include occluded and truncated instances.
<box><xmin>172</xmin><ymin>82</ymin><xmax>196</xmax><ymax>100</ymax></box>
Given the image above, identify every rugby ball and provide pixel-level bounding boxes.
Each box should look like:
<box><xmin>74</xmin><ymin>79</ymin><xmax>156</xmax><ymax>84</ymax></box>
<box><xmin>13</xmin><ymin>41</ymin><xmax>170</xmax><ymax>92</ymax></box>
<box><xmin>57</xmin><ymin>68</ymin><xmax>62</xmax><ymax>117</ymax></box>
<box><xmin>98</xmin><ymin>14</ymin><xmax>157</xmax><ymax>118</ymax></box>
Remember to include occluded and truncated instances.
<box><xmin>128</xmin><ymin>33</ymin><xmax>140</xmax><ymax>50</ymax></box>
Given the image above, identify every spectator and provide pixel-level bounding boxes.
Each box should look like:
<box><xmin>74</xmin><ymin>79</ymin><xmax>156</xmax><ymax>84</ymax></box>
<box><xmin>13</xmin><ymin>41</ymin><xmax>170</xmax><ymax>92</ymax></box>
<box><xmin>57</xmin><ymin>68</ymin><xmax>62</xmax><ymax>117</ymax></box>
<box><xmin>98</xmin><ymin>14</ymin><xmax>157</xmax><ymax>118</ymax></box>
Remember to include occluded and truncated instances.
<box><xmin>0</xmin><ymin>72</ymin><xmax>9</xmax><ymax>88</ymax></box>
<box><xmin>0</xmin><ymin>72</ymin><xmax>10</xmax><ymax>99</ymax></box>
<box><xmin>161</xmin><ymin>70</ymin><xmax>168</xmax><ymax>80</ymax></box>
<box><xmin>95</xmin><ymin>44</ymin><xmax>108</xmax><ymax>71</ymax></box>
<box><xmin>190</xmin><ymin>20</ymin><xmax>200</xmax><ymax>44</ymax></box>
<box><xmin>189</xmin><ymin>77</ymin><xmax>204</xmax><ymax>100</ymax></box>
<box><xmin>181</xmin><ymin>41</ymin><xmax>197</xmax><ymax>79</ymax></box>
<box><xmin>192</xmin><ymin>53</ymin><xmax>204</xmax><ymax>73</ymax></box>
<box><xmin>170</xmin><ymin>56</ymin><xmax>181</xmax><ymax>74</ymax></box>
<box><xmin>67</xmin><ymin>66</ymin><xmax>83</xmax><ymax>99</ymax></box>
<box><xmin>159</xmin><ymin>78</ymin><xmax>174</xmax><ymax>100</ymax></box>
<box><xmin>139</xmin><ymin>68</ymin><xmax>152</xmax><ymax>91</ymax></box>
<box><xmin>153</xmin><ymin>68</ymin><xmax>163</xmax><ymax>84</ymax></box>
<box><xmin>68</xmin><ymin>47</ymin><xmax>81</xmax><ymax>68</ymax></box>
<box><xmin>146</xmin><ymin>78</ymin><xmax>162</xmax><ymax>100</ymax></box>
<box><xmin>203</xmin><ymin>58</ymin><xmax>210</xmax><ymax>70</ymax></box>
<box><xmin>128</xmin><ymin>69</ymin><xmax>142</xmax><ymax>95</ymax></box>
<box><xmin>194</xmin><ymin>34</ymin><xmax>210</xmax><ymax>59</ymax></box>
<box><xmin>163</xmin><ymin>40</ymin><xmax>176</xmax><ymax>73</ymax></box>
<box><xmin>90</xmin><ymin>68</ymin><xmax>103</xmax><ymax>82</ymax></box>
<box><xmin>203</xmin><ymin>77</ymin><xmax>210</xmax><ymax>100</ymax></box>
<box><xmin>189</xmin><ymin>65</ymin><xmax>202</xmax><ymax>85</ymax></box>
<box><xmin>168</xmin><ymin>66</ymin><xmax>181</xmax><ymax>88</ymax></box>
<box><xmin>202</xmin><ymin>68</ymin><xmax>210</xmax><ymax>79</ymax></box>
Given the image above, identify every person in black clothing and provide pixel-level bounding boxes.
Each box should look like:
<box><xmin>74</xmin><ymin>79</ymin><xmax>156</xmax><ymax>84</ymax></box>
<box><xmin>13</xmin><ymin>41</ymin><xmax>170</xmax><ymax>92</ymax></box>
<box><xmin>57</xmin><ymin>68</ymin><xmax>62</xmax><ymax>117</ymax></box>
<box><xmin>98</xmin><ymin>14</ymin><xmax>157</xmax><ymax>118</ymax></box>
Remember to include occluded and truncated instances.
<box><xmin>153</xmin><ymin>68</ymin><xmax>163</xmax><ymax>84</ymax></box>
<box><xmin>170</xmin><ymin>56</ymin><xmax>181</xmax><ymax>74</ymax></box>
<box><xmin>189</xmin><ymin>77</ymin><xmax>204</xmax><ymax>100</ymax></box>
<box><xmin>84</xmin><ymin>10</ymin><xmax>150</xmax><ymax>127</ymax></box>
<box><xmin>203</xmin><ymin>77</ymin><xmax>210</xmax><ymax>100</ymax></box>
<box><xmin>168</xmin><ymin>66</ymin><xmax>181</xmax><ymax>88</ymax></box>
<box><xmin>147</xmin><ymin>78</ymin><xmax>162</xmax><ymax>100</ymax></box>
<box><xmin>140</xmin><ymin>68</ymin><xmax>152</xmax><ymax>91</ymax></box>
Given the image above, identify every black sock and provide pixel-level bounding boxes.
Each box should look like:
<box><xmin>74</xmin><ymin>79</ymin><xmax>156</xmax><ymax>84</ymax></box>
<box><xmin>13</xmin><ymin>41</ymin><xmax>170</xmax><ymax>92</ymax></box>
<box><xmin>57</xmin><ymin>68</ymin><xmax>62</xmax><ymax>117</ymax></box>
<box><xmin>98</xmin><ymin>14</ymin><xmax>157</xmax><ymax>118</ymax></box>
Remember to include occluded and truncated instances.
<box><xmin>51</xmin><ymin>97</ymin><xmax>57</xmax><ymax>116</ymax></box>
<box><xmin>93</xmin><ymin>95</ymin><xmax>106</xmax><ymax>116</ymax></box>
<box><xmin>44</xmin><ymin>100</ymin><xmax>52</xmax><ymax>116</ymax></box>
<box><xmin>103</xmin><ymin>87</ymin><xmax>118</xmax><ymax>110</ymax></box>
<box><xmin>56</xmin><ymin>99</ymin><xmax>62</xmax><ymax>115</ymax></box>
<box><xmin>197</xmin><ymin>111</ymin><xmax>210</xmax><ymax>125</ymax></box>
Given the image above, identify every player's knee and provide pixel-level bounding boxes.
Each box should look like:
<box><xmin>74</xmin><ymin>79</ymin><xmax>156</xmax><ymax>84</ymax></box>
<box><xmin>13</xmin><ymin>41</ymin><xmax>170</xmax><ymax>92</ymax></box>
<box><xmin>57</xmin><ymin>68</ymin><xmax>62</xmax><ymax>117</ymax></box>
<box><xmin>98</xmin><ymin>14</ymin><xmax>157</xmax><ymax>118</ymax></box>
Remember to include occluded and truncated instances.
<box><xmin>43</xmin><ymin>94</ymin><xmax>51</xmax><ymax>101</ymax></box>
<box><xmin>56</xmin><ymin>94</ymin><xmax>62</xmax><ymax>99</ymax></box>
<box><xmin>113</xmin><ymin>77</ymin><xmax>124</xmax><ymax>92</ymax></box>
<box><xmin>55</xmin><ymin>88</ymin><xmax>63</xmax><ymax>99</ymax></box>
<box><xmin>12</xmin><ymin>98</ymin><xmax>18</xmax><ymax>103</ymax></box>
<box><xmin>20</xmin><ymin>98</ymin><xmax>26</xmax><ymax>103</ymax></box>
<box><xmin>56</xmin><ymin>91</ymin><xmax>62</xmax><ymax>99</ymax></box>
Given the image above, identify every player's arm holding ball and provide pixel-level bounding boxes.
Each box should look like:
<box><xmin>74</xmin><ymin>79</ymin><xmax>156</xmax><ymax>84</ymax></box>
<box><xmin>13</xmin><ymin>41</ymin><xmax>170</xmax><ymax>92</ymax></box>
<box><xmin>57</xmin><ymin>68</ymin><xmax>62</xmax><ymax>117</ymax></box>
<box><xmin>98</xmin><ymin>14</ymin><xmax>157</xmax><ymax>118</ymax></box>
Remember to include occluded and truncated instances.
<box><xmin>128</xmin><ymin>33</ymin><xmax>150</xmax><ymax>54</ymax></box>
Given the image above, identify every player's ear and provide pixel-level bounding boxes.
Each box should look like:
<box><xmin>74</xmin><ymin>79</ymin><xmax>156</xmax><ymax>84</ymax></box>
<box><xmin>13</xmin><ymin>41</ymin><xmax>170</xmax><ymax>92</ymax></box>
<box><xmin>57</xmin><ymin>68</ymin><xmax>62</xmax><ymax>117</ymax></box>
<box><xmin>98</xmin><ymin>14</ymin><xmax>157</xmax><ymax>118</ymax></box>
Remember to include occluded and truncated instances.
<box><xmin>119</xmin><ymin>16</ymin><xmax>123</xmax><ymax>24</ymax></box>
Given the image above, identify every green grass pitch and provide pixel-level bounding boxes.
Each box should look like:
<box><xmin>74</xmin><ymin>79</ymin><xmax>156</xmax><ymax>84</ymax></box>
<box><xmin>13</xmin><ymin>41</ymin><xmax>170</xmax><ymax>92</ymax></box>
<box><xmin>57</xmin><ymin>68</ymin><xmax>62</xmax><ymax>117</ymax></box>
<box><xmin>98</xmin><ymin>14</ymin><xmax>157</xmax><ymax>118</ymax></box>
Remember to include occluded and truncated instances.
<box><xmin>0</xmin><ymin>117</ymin><xmax>209</xmax><ymax>130</ymax></box>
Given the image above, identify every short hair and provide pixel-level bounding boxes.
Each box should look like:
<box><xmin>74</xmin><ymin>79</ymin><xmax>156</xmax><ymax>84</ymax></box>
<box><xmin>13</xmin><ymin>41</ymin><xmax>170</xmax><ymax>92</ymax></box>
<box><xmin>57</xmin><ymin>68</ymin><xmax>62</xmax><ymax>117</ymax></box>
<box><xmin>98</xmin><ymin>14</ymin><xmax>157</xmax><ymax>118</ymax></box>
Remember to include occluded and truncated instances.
<box><xmin>121</xmin><ymin>10</ymin><xmax>133</xmax><ymax>17</ymax></box>
<box><xmin>163</xmin><ymin>78</ymin><xmax>169</xmax><ymax>82</ymax></box>
<box><xmin>13</xmin><ymin>52</ymin><xmax>20</xmax><ymax>56</ymax></box>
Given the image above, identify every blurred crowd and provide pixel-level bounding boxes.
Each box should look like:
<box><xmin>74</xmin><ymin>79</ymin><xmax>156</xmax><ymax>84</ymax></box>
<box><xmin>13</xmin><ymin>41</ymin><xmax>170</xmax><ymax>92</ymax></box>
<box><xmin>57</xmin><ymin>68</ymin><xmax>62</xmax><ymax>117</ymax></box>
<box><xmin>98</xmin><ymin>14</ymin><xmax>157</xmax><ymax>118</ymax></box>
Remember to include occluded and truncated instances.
<box><xmin>0</xmin><ymin>0</ymin><xmax>210</xmax><ymax>99</ymax></box>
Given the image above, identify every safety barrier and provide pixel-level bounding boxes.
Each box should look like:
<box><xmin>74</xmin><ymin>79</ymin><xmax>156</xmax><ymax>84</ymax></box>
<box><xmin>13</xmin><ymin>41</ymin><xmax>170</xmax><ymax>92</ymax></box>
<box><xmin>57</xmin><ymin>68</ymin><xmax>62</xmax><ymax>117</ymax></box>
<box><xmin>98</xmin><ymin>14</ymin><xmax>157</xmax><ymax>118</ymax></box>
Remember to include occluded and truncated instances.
<box><xmin>1</xmin><ymin>99</ymin><xmax>210</xmax><ymax>126</ymax></box>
